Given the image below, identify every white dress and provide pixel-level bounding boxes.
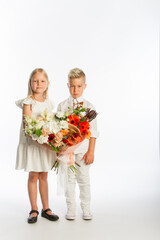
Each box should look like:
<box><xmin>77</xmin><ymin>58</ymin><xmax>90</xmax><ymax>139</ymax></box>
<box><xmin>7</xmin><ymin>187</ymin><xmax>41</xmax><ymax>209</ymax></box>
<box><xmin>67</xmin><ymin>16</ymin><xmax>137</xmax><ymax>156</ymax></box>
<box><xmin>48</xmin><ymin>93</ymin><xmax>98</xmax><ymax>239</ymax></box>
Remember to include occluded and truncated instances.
<box><xmin>15</xmin><ymin>97</ymin><xmax>56</xmax><ymax>172</ymax></box>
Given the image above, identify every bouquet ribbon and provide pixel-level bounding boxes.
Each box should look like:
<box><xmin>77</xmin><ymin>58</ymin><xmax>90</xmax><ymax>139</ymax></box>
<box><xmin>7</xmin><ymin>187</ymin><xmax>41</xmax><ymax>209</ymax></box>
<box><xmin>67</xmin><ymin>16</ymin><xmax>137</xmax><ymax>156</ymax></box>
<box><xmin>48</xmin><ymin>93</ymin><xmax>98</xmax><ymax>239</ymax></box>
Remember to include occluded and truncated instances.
<box><xmin>56</xmin><ymin>152</ymin><xmax>76</xmax><ymax>195</ymax></box>
<box><xmin>56</xmin><ymin>142</ymin><xmax>83</xmax><ymax>195</ymax></box>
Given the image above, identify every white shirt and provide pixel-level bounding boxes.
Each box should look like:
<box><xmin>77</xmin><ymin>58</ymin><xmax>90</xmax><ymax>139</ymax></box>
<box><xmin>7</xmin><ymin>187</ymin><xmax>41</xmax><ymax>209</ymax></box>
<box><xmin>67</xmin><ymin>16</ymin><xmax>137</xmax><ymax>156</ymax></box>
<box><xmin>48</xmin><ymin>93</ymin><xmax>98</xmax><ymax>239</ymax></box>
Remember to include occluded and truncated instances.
<box><xmin>57</xmin><ymin>96</ymin><xmax>99</xmax><ymax>154</ymax></box>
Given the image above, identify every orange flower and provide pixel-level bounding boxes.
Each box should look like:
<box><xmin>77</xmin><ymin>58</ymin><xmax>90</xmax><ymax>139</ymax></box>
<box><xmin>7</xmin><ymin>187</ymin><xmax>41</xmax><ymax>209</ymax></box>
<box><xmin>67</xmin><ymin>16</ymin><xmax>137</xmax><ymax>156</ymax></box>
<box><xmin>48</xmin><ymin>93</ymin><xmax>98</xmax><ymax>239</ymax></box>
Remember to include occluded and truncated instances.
<box><xmin>67</xmin><ymin>137</ymin><xmax>75</xmax><ymax>145</ymax></box>
<box><xmin>86</xmin><ymin>130</ymin><xmax>91</xmax><ymax>139</ymax></box>
<box><xmin>79</xmin><ymin>121</ymin><xmax>90</xmax><ymax>135</ymax></box>
<box><xmin>72</xmin><ymin>133</ymin><xmax>83</xmax><ymax>143</ymax></box>
<box><xmin>61</xmin><ymin>129</ymin><xmax>68</xmax><ymax>136</ymax></box>
<box><xmin>68</xmin><ymin>115</ymin><xmax>80</xmax><ymax>127</ymax></box>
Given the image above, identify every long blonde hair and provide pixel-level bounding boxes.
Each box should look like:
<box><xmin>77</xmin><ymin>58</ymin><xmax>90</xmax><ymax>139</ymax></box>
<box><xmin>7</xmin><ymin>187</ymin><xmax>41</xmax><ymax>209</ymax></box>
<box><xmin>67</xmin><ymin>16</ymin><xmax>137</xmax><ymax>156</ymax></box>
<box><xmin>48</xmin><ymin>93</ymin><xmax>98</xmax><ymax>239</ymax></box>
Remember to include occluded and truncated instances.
<box><xmin>28</xmin><ymin>68</ymin><xmax>49</xmax><ymax>99</ymax></box>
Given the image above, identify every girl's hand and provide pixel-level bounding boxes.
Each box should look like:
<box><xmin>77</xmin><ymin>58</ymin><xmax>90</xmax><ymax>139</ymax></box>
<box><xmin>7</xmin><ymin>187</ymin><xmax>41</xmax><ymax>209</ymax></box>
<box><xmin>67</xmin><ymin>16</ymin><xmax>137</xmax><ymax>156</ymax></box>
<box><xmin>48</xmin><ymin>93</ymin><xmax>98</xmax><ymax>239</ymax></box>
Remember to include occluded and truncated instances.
<box><xmin>58</xmin><ymin>147</ymin><xmax>68</xmax><ymax>154</ymax></box>
<box><xmin>82</xmin><ymin>151</ymin><xmax>94</xmax><ymax>165</ymax></box>
<box><xmin>43</xmin><ymin>143</ymin><xmax>53</xmax><ymax>151</ymax></box>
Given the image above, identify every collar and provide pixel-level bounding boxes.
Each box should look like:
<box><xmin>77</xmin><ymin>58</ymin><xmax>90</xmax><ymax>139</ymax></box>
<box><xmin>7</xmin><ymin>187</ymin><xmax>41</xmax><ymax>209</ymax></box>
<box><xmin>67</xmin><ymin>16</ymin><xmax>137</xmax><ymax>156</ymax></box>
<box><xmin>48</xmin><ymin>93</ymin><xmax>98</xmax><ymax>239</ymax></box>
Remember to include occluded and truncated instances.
<box><xmin>68</xmin><ymin>96</ymin><xmax>84</xmax><ymax>108</ymax></box>
<box><xmin>69</xmin><ymin>96</ymin><xmax>84</xmax><ymax>102</ymax></box>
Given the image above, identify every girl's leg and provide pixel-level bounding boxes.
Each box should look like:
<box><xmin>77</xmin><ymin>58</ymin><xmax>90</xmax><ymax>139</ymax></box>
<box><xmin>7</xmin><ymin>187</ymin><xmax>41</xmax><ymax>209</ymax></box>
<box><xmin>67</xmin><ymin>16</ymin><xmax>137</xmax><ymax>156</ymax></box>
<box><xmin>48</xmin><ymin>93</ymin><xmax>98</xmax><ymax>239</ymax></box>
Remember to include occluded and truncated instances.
<box><xmin>39</xmin><ymin>172</ymin><xmax>52</xmax><ymax>215</ymax></box>
<box><xmin>28</xmin><ymin>172</ymin><xmax>39</xmax><ymax>217</ymax></box>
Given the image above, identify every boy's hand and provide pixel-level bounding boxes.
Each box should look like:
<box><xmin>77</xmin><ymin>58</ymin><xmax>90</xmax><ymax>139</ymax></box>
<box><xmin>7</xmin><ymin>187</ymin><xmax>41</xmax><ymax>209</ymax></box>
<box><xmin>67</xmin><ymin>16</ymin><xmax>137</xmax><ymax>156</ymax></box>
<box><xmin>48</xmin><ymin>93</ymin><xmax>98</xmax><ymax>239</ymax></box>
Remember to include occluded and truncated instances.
<box><xmin>82</xmin><ymin>151</ymin><xmax>94</xmax><ymax>165</ymax></box>
<box><xmin>82</xmin><ymin>137</ymin><xmax>96</xmax><ymax>165</ymax></box>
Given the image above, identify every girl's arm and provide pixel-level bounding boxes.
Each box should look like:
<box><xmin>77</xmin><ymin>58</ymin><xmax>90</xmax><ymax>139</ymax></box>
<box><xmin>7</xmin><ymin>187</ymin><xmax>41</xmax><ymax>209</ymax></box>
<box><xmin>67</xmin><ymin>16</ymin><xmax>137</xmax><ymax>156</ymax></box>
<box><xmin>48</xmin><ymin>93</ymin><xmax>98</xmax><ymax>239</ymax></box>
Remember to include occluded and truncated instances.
<box><xmin>23</xmin><ymin>104</ymin><xmax>32</xmax><ymax>118</ymax></box>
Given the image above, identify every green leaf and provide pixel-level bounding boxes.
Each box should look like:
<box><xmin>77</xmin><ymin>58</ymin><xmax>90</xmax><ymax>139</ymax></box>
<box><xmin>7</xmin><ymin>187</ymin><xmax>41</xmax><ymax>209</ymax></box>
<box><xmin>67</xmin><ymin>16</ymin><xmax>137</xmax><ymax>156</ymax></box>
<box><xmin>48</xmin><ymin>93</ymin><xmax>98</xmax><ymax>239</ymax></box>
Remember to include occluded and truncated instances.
<box><xmin>48</xmin><ymin>143</ymin><xmax>59</xmax><ymax>153</ymax></box>
<box><xmin>80</xmin><ymin>108</ymin><xmax>86</xmax><ymax>112</ymax></box>
<box><xmin>34</xmin><ymin>129</ymin><xmax>42</xmax><ymax>137</ymax></box>
<box><xmin>32</xmin><ymin>120</ymin><xmax>37</xmax><ymax>124</ymax></box>
<box><xmin>73</xmin><ymin>107</ymin><xmax>86</xmax><ymax>116</ymax></box>
<box><xmin>73</xmin><ymin>110</ymin><xmax>79</xmax><ymax>115</ymax></box>
<box><xmin>79</xmin><ymin>118</ymin><xmax>86</xmax><ymax>122</ymax></box>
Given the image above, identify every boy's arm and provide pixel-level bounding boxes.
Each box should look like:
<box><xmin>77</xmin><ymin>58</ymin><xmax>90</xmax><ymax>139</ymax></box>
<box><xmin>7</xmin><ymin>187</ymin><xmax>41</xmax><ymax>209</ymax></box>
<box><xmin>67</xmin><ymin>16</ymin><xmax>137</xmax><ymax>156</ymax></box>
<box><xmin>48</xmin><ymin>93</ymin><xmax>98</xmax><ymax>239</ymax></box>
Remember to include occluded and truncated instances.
<box><xmin>82</xmin><ymin>137</ymin><xmax>96</xmax><ymax>165</ymax></box>
<box><xmin>82</xmin><ymin>106</ymin><xmax>99</xmax><ymax>165</ymax></box>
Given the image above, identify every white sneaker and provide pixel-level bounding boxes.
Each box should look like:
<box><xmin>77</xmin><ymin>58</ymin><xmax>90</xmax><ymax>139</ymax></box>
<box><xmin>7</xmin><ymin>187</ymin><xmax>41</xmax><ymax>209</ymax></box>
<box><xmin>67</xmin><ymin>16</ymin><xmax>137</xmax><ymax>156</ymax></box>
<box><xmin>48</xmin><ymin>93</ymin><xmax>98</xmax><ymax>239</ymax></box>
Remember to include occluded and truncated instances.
<box><xmin>82</xmin><ymin>207</ymin><xmax>92</xmax><ymax>220</ymax></box>
<box><xmin>65</xmin><ymin>208</ymin><xmax>76</xmax><ymax>220</ymax></box>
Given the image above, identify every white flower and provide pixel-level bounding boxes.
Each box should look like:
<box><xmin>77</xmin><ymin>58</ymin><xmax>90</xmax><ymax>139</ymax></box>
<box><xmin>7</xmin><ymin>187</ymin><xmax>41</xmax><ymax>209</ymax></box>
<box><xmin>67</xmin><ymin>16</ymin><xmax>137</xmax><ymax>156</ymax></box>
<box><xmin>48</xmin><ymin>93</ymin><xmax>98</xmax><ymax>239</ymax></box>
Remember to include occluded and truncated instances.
<box><xmin>41</xmin><ymin>109</ymin><xmax>53</xmax><ymax>121</ymax></box>
<box><xmin>59</xmin><ymin>120</ymin><xmax>68</xmax><ymax>129</ymax></box>
<box><xmin>25</xmin><ymin>127</ymin><xmax>33</xmax><ymax>135</ymax></box>
<box><xmin>50</xmin><ymin>121</ymin><xmax>61</xmax><ymax>133</ymax></box>
<box><xmin>27</xmin><ymin>118</ymin><xmax>32</xmax><ymax>124</ymax></box>
<box><xmin>32</xmin><ymin>134</ymin><xmax>38</xmax><ymax>141</ymax></box>
<box><xmin>56</xmin><ymin>111</ymin><xmax>65</xmax><ymax>118</ymax></box>
<box><xmin>28</xmin><ymin>124</ymin><xmax>34</xmax><ymax>129</ymax></box>
<box><xmin>43</xmin><ymin>120</ymin><xmax>61</xmax><ymax>134</ymax></box>
<box><xmin>25</xmin><ymin>124</ymin><xmax>33</xmax><ymax>132</ymax></box>
<box><xmin>46</xmin><ymin>113</ymin><xmax>53</xmax><ymax>121</ymax></box>
<box><xmin>35</xmin><ymin>121</ymin><xmax>45</xmax><ymax>129</ymax></box>
<box><xmin>37</xmin><ymin>135</ymin><xmax>48</xmax><ymax>144</ymax></box>
<box><xmin>80</xmin><ymin>111</ymin><xmax>86</xmax><ymax>117</ymax></box>
<box><xmin>24</xmin><ymin>118</ymin><xmax>33</xmax><ymax>127</ymax></box>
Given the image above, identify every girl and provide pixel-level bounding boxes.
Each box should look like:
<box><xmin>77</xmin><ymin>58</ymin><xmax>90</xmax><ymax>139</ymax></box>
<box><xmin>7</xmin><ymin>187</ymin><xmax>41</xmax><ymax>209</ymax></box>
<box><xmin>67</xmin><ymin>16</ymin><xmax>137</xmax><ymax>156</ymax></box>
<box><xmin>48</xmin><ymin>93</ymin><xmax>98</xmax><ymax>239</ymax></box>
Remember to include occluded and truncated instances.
<box><xmin>16</xmin><ymin>68</ymin><xmax>59</xmax><ymax>223</ymax></box>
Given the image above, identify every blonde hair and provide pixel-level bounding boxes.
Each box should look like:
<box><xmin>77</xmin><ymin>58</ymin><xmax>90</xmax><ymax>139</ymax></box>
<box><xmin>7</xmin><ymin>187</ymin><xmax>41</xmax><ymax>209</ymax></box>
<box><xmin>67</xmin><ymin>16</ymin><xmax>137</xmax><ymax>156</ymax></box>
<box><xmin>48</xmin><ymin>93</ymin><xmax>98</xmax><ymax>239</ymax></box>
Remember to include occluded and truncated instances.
<box><xmin>28</xmin><ymin>68</ymin><xmax>49</xmax><ymax>99</ymax></box>
<box><xmin>68</xmin><ymin>68</ymin><xmax>86</xmax><ymax>83</ymax></box>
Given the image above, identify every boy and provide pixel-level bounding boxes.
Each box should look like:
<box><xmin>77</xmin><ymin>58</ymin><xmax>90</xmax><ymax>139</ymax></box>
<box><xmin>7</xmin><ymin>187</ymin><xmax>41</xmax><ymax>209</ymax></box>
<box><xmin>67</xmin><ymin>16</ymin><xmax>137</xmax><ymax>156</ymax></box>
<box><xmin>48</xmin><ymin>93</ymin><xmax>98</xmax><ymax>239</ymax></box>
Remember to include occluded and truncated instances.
<box><xmin>57</xmin><ymin>68</ymin><xmax>99</xmax><ymax>220</ymax></box>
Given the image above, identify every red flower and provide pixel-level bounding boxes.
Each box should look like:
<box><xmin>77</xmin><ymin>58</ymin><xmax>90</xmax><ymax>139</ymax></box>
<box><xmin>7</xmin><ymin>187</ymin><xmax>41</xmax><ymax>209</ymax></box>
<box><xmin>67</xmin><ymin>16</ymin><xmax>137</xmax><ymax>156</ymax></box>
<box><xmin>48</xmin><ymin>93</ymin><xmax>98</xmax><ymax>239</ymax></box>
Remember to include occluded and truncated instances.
<box><xmin>62</xmin><ymin>138</ymin><xmax>73</xmax><ymax>146</ymax></box>
<box><xmin>72</xmin><ymin>133</ymin><xmax>83</xmax><ymax>143</ymax></box>
<box><xmin>68</xmin><ymin>114</ymin><xmax>80</xmax><ymax>127</ymax></box>
<box><xmin>62</xmin><ymin>139</ymin><xmax>68</xmax><ymax>144</ymax></box>
<box><xmin>79</xmin><ymin>121</ymin><xmax>90</xmax><ymax>135</ymax></box>
<box><xmin>48</xmin><ymin>134</ymin><xmax>55</xmax><ymax>142</ymax></box>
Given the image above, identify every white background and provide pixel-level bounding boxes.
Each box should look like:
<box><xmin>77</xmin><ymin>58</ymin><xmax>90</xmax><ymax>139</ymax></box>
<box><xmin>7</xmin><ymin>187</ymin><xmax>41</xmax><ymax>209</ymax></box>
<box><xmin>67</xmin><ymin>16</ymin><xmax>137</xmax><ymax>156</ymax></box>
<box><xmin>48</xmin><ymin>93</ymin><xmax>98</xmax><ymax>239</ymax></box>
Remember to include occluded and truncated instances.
<box><xmin>0</xmin><ymin>0</ymin><xmax>160</xmax><ymax>240</ymax></box>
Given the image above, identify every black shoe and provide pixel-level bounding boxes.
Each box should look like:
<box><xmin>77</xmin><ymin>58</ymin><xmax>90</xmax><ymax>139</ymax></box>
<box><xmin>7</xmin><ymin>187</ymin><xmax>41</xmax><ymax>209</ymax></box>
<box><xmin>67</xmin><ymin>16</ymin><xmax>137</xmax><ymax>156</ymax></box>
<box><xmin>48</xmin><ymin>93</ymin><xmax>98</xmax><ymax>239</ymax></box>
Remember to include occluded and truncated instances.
<box><xmin>28</xmin><ymin>210</ymin><xmax>39</xmax><ymax>224</ymax></box>
<box><xmin>41</xmin><ymin>208</ymin><xmax>59</xmax><ymax>221</ymax></box>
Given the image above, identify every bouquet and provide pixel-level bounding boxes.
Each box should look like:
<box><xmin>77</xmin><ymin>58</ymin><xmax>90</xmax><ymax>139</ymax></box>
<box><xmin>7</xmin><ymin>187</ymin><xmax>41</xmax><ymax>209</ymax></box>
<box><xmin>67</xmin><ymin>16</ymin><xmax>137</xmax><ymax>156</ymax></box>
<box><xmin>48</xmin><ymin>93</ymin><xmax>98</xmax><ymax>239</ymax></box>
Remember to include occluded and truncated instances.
<box><xmin>52</xmin><ymin>105</ymin><xmax>97</xmax><ymax>173</ymax></box>
<box><xmin>24</xmin><ymin>104</ymin><xmax>98</xmax><ymax>173</ymax></box>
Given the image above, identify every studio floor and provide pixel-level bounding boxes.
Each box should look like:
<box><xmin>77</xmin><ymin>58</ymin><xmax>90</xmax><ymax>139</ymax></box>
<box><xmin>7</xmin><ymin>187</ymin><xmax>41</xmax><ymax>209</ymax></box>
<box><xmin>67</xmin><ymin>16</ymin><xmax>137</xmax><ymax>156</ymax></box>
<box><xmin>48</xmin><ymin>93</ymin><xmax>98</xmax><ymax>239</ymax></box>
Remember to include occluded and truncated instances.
<box><xmin>1</xmin><ymin>199</ymin><xmax>160</xmax><ymax>240</ymax></box>
<box><xmin>1</xmin><ymin>169</ymin><xmax>160</xmax><ymax>240</ymax></box>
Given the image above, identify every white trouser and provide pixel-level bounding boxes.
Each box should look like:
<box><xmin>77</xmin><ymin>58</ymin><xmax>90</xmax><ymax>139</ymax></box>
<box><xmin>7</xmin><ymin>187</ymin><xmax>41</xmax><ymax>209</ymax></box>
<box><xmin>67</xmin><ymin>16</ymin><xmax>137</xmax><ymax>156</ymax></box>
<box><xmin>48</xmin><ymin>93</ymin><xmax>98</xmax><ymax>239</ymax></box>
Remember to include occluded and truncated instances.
<box><xmin>65</xmin><ymin>153</ymin><xmax>91</xmax><ymax>210</ymax></box>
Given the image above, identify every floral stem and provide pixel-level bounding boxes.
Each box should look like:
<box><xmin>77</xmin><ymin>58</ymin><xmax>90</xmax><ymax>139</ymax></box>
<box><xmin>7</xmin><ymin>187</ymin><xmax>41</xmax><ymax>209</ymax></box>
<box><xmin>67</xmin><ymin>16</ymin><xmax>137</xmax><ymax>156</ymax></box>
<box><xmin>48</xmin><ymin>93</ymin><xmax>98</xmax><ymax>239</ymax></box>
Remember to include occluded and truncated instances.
<box><xmin>75</xmin><ymin>162</ymin><xmax>80</xmax><ymax>167</ymax></box>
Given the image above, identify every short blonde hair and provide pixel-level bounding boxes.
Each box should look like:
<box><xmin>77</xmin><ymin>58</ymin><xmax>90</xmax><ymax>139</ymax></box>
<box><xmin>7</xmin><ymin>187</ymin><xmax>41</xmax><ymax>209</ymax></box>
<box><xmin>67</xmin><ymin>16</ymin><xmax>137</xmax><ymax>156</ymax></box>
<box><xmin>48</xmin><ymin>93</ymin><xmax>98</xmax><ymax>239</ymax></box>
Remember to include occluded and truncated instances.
<box><xmin>68</xmin><ymin>68</ymin><xmax>86</xmax><ymax>83</ymax></box>
<box><xmin>28</xmin><ymin>68</ymin><xmax>49</xmax><ymax>99</ymax></box>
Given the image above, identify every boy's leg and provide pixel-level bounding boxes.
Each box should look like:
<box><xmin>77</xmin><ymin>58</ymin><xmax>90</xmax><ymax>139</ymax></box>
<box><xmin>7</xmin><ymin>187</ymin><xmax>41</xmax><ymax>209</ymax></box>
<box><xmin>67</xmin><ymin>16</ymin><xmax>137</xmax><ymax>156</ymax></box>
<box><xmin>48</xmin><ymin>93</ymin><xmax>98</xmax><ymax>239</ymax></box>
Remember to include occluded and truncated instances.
<box><xmin>75</xmin><ymin>153</ymin><xmax>92</xmax><ymax>220</ymax></box>
<box><xmin>65</xmin><ymin>165</ymin><xmax>77</xmax><ymax>220</ymax></box>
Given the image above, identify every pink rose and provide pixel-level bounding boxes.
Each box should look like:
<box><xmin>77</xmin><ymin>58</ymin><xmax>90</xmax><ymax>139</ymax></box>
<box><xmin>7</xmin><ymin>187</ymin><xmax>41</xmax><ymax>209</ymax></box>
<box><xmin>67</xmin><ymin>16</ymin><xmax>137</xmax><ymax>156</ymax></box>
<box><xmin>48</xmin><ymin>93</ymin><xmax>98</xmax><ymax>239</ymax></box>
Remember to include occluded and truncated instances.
<box><xmin>42</xmin><ymin>128</ymin><xmax>49</xmax><ymax>136</ymax></box>
<box><xmin>55</xmin><ymin>132</ymin><xmax>63</xmax><ymax>143</ymax></box>
<box><xmin>53</xmin><ymin>142</ymin><xmax>62</xmax><ymax>148</ymax></box>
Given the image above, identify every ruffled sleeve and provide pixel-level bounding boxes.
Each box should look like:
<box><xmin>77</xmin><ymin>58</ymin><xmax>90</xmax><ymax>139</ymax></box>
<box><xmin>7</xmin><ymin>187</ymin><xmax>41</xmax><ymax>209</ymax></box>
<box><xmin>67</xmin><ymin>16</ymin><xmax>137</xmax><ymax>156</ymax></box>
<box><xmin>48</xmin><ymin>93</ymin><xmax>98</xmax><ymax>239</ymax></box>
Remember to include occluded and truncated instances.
<box><xmin>15</xmin><ymin>97</ymin><xmax>33</xmax><ymax>109</ymax></box>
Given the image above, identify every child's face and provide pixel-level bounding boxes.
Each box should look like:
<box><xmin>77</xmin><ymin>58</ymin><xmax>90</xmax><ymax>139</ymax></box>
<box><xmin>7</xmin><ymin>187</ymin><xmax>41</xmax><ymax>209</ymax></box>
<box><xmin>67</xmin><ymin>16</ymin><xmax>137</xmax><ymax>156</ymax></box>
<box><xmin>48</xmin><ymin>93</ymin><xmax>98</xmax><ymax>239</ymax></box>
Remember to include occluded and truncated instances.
<box><xmin>67</xmin><ymin>77</ymin><xmax>86</xmax><ymax>99</ymax></box>
<box><xmin>31</xmin><ymin>72</ymin><xmax>49</xmax><ymax>94</ymax></box>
